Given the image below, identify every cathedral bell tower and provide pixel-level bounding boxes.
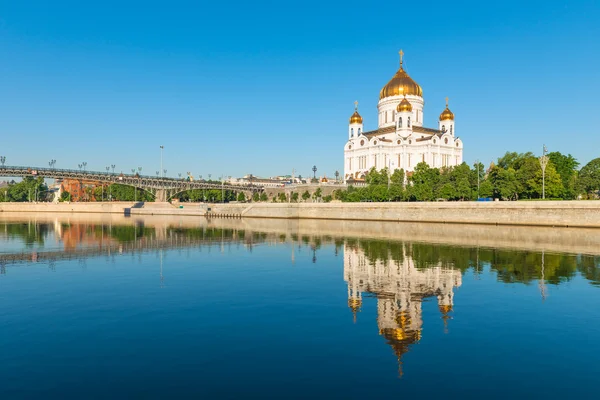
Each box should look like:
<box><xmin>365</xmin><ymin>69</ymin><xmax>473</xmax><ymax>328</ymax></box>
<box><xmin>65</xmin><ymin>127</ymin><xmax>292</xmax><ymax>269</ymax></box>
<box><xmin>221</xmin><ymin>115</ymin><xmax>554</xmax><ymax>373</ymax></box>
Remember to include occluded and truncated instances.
<box><xmin>396</xmin><ymin>95</ymin><xmax>413</xmax><ymax>136</ymax></box>
<box><xmin>439</xmin><ymin>97</ymin><xmax>455</xmax><ymax>136</ymax></box>
<box><xmin>348</xmin><ymin>101</ymin><xmax>363</xmax><ymax>140</ymax></box>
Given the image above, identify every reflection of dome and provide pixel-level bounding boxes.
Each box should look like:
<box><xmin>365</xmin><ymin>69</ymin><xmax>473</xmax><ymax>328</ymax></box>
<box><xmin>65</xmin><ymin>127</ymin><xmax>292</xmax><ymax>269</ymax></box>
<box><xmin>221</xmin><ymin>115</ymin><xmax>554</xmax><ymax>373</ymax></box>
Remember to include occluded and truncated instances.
<box><xmin>380</xmin><ymin>54</ymin><xmax>423</xmax><ymax>100</ymax></box>
<box><xmin>348</xmin><ymin>298</ymin><xmax>362</xmax><ymax>312</ymax></box>
<box><xmin>439</xmin><ymin>305</ymin><xmax>453</xmax><ymax>314</ymax></box>
<box><xmin>396</xmin><ymin>96</ymin><xmax>413</xmax><ymax>112</ymax></box>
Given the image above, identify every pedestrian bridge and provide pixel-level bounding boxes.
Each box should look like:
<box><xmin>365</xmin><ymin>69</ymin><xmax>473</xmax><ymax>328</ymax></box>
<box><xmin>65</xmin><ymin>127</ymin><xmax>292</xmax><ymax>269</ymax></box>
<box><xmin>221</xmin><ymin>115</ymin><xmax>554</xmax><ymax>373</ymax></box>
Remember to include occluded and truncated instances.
<box><xmin>0</xmin><ymin>165</ymin><xmax>264</xmax><ymax>201</ymax></box>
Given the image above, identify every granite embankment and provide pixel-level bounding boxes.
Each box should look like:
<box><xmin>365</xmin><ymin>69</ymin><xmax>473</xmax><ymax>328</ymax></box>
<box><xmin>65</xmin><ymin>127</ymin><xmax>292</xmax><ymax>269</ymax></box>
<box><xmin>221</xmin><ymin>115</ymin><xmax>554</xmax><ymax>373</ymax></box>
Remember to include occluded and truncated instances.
<box><xmin>1</xmin><ymin>201</ymin><xmax>600</xmax><ymax>228</ymax></box>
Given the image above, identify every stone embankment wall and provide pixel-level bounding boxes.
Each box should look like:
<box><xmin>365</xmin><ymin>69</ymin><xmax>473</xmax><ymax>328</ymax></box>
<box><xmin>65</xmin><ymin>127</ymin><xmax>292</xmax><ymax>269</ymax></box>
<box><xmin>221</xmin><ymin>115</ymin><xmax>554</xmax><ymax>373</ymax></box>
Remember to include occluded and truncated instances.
<box><xmin>207</xmin><ymin>201</ymin><xmax>600</xmax><ymax>228</ymax></box>
<box><xmin>1</xmin><ymin>201</ymin><xmax>600</xmax><ymax>228</ymax></box>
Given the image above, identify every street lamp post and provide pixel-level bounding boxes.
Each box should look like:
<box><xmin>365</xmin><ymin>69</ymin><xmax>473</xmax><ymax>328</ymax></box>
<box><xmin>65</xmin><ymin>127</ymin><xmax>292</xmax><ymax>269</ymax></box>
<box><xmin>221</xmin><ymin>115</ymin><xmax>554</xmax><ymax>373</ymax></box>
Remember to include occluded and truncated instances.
<box><xmin>335</xmin><ymin>170</ymin><xmax>339</xmax><ymax>183</ymax></box>
<box><xmin>539</xmin><ymin>145</ymin><xmax>549</xmax><ymax>199</ymax></box>
<box><xmin>312</xmin><ymin>165</ymin><xmax>317</xmax><ymax>181</ymax></box>
<box><xmin>160</xmin><ymin>145</ymin><xmax>164</xmax><ymax>177</ymax></box>
<box><xmin>131</xmin><ymin>169</ymin><xmax>137</xmax><ymax>202</ymax></box>
<box><xmin>111</xmin><ymin>164</ymin><xmax>116</xmax><ymax>174</ymax></box>
<box><xmin>82</xmin><ymin>162</ymin><xmax>87</xmax><ymax>172</ymax></box>
<box><xmin>78</xmin><ymin>164</ymin><xmax>83</xmax><ymax>171</ymax></box>
<box><xmin>475</xmin><ymin>159</ymin><xmax>480</xmax><ymax>199</ymax></box>
<box><xmin>0</xmin><ymin>156</ymin><xmax>5</xmax><ymax>167</ymax></box>
<box><xmin>163</xmin><ymin>169</ymin><xmax>167</xmax><ymax>177</ymax></box>
<box><xmin>49</xmin><ymin>159</ymin><xmax>56</xmax><ymax>169</ymax></box>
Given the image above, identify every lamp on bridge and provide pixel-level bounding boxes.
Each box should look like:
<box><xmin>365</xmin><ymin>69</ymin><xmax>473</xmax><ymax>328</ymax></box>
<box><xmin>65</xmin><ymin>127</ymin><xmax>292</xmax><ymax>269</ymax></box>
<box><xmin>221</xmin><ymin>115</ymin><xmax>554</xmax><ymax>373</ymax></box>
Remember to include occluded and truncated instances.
<box><xmin>0</xmin><ymin>156</ymin><xmax>5</xmax><ymax>167</ymax></box>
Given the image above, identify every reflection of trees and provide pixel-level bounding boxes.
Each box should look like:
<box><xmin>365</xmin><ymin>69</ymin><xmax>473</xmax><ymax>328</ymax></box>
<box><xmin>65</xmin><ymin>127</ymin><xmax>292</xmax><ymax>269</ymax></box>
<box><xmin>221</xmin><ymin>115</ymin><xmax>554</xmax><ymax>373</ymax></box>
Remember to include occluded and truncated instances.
<box><xmin>0</xmin><ymin>223</ymin><xmax>50</xmax><ymax>247</ymax></box>
<box><xmin>0</xmin><ymin>220</ymin><xmax>598</xmax><ymax>288</ymax></box>
<box><xmin>578</xmin><ymin>255</ymin><xmax>600</xmax><ymax>287</ymax></box>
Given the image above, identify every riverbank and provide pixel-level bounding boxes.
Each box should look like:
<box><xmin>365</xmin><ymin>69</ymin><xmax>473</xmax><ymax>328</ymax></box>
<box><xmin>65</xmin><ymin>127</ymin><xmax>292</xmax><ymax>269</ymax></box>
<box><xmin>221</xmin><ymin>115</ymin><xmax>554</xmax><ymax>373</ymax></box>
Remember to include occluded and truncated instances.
<box><xmin>1</xmin><ymin>201</ymin><xmax>600</xmax><ymax>228</ymax></box>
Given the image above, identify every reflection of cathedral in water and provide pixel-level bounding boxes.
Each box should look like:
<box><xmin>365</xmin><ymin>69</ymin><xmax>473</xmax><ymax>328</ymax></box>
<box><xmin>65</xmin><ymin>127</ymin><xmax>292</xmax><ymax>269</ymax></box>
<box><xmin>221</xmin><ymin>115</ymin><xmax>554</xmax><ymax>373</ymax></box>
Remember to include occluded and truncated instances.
<box><xmin>344</xmin><ymin>244</ymin><xmax>462</xmax><ymax>375</ymax></box>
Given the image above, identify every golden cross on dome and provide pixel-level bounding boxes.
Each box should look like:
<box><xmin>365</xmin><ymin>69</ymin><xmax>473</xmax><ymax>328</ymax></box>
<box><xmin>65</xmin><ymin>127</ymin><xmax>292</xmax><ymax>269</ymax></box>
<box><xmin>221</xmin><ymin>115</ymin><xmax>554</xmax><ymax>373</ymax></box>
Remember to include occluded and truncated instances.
<box><xmin>445</xmin><ymin>97</ymin><xmax>449</xmax><ymax>107</ymax></box>
<box><xmin>399</xmin><ymin>49</ymin><xmax>404</xmax><ymax>66</ymax></box>
<box><xmin>354</xmin><ymin>100</ymin><xmax>358</xmax><ymax>111</ymax></box>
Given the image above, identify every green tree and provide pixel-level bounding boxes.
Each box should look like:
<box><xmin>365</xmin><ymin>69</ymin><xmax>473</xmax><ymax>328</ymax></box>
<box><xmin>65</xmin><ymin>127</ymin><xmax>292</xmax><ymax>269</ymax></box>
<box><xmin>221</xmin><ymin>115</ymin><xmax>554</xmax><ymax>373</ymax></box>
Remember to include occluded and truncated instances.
<box><xmin>59</xmin><ymin>191</ymin><xmax>72</xmax><ymax>202</ymax></box>
<box><xmin>408</xmin><ymin>162</ymin><xmax>438</xmax><ymax>201</ymax></box>
<box><xmin>578</xmin><ymin>158</ymin><xmax>600</xmax><ymax>197</ymax></box>
<box><xmin>479</xmin><ymin>180</ymin><xmax>493</xmax><ymax>198</ymax></box>
<box><xmin>390</xmin><ymin>168</ymin><xmax>405</xmax><ymax>186</ymax></box>
<box><xmin>291</xmin><ymin>192</ymin><xmax>299</xmax><ymax>202</ymax></box>
<box><xmin>323</xmin><ymin>195</ymin><xmax>333</xmax><ymax>203</ymax></box>
<box><xmin>312</xmin><ymin>188</ymin><xmax>322</xmax><ymax>201</ymax></box>
<box><xmin>252</xmin><ymin>192</ymin><xmax>260</xmax><ymax>202</ymax></box>
<box><xmin>302</xmin><ymin>190</ymin><xmax>311</xmax><ymax>201</ymax></box>
<box><xmin>489</xmin><ymin>166</ymin><xmax>519</xmax><ymax>200</ymax></box>
<box><xmin>527</xmin><ymin>162</ymin><xmax>563</xmax><ymax>199</ymax></box>
<box><xmin>548</xmin><ymin>152</ymin><xmax>579</xmax><ymax>199</ymax></box>
<box><xmin>237</xmin><ymin>192</ymin><xmax>246</xmax><ymax>202</ymax></box>
<box><xmin>278</xmin><ymin>192</ymin><xmax>287</xmax><ymax>202</ymax></box>
<box><xmin>7</xmin><ymin>176</ymin><xmax>46</xmax><ymax>202</ymax></box>
<box><xmin>259</xmin><ymin>192</ymin><xmax>268</xmax><ymax>202</ymax></box>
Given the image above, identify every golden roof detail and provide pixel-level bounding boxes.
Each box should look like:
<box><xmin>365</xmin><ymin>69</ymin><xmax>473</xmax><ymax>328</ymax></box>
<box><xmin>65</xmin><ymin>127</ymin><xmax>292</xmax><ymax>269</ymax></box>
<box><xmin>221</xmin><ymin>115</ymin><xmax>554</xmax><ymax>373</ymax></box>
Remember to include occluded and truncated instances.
<box><xmin>380</xmin><ymin>51</ymin><xmax>423</xmax><ymax>100</ymax></box>
<box><xmin>349</xmin><ymin>100</ymin><xmax>363</xmax><ymax>124</ymax></box>
<box><xmin>396</xmin><ymin>96</ymin><xmax>413</xmax><ymax>113</ymax></box>
<box><xmin>439</xmin><ymin>97</ymin><xmax>455</xmax><ymax>121</ymax></box>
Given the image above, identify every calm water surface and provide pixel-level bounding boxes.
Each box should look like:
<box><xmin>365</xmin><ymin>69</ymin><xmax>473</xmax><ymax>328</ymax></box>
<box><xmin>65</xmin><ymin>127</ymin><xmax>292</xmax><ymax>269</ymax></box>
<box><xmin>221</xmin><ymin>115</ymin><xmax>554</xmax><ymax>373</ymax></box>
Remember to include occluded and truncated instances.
<box><xmin>1</xmin><ymin>216</ymin><xmax>599</xmax><ymax>399</ymax></box>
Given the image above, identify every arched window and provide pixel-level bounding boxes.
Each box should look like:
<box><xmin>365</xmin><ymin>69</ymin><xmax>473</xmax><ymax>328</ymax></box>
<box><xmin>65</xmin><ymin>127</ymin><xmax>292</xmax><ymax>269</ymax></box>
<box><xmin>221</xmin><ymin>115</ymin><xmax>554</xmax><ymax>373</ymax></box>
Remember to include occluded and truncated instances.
<box><xmin>408</xmin><ymin>116</ymin><xmax>411</xmax><ymax>127</ymax></box>
<box><xmin>358</xmin><ymin>128</ymin><xmax>361</xmax><ymax>135</ymax></box>
<box><xmin>385</xmin><ymin>112</ymin><xmax>388</xmax><ymax>123</ymax></box>
<box><xmin>450</xmin><ymin>125</ymin><xmax>453</xmax><ymax>135</ymax></box>
<box><xmin>399</xmin><ymin>117</ymin><xmax>402</xmax><ymax>128</ymax></box>
<box><xmin>442</xmin><ymin>125</ymin><xmax>446</xmax><ymax>132</ymax></box>
<box><xmin>392</xmin><ymin>112</ymin><xmax>395</xmax><ymax>122</ymax></box>
<box><xmin>351</xmin><ymin>128</ymin><xmax>354</xmax><ymax>137</ymax></box>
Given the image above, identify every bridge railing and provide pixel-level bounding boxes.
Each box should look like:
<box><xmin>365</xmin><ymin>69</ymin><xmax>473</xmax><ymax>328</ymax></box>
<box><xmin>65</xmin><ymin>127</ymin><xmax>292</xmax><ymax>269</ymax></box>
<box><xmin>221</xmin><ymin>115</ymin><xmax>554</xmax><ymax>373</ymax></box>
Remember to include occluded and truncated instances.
<box><xmin>0</xmin><ymin>165</ymin><xmax>263</xmax><ymax>189</ymax></box>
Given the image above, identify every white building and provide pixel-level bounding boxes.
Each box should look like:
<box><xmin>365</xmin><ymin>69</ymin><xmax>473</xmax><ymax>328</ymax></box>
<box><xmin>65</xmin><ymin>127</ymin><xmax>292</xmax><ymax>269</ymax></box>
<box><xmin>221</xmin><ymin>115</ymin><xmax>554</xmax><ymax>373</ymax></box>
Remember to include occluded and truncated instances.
<box><xmin>344</xmin><ymin>51</ymin><xmax>463</xmax><ymax>182</ymax></box>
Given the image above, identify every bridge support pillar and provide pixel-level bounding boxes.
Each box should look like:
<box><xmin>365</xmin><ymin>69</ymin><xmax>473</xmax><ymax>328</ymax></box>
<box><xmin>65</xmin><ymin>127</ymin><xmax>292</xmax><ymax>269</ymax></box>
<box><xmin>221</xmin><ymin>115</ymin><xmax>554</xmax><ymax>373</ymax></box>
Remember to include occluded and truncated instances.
<box><xmin>156</xmin><ymin>189</ymin><xmax>167</xmax><ymax>202</ymax></box>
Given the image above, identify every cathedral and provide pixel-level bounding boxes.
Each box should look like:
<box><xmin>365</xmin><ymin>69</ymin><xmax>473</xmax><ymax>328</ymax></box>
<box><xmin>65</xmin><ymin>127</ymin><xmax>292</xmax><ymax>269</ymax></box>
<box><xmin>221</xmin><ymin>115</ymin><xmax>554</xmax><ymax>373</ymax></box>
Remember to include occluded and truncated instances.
<box><xmin>344</xmin><ymin>51</ymin><xmax>463</xmax><ymax>182</ymax></box>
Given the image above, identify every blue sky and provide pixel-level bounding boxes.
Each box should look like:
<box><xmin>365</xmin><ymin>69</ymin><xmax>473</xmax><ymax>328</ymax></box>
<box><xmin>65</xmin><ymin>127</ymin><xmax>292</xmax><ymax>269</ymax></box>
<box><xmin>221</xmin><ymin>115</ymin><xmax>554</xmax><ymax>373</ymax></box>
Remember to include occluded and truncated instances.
<box><xmin>0</xmin><ymin>0</ymin><xmax>599</xmax><ymax>178</ymax></box>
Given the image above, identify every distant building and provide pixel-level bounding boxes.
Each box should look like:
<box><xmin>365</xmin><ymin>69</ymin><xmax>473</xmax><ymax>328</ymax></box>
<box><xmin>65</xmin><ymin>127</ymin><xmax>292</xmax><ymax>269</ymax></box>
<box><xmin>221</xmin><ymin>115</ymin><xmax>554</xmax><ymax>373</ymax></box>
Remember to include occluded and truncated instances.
<box><xmin>60</xmin><ymin>179</ymin><xmax>106</xmax><ymax>201</ymax></box>
<box><xmin>344</xmin><ymin>51</ymin><xmax>464</xmax><ymax>182</ymax></box>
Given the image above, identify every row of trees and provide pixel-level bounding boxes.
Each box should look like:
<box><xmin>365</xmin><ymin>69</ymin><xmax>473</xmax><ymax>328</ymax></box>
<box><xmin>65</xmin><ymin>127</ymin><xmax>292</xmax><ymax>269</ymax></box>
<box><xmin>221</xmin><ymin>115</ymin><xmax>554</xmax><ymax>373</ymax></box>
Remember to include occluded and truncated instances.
<box><xmin>0</xmin><ymin>177</ymin><xmax>48</xmax><ymax>202</ymax></box>
<box><xmin>332</xmin><ymin>152</ymin><xmax>600</xmax><ymax>202</ymax></box>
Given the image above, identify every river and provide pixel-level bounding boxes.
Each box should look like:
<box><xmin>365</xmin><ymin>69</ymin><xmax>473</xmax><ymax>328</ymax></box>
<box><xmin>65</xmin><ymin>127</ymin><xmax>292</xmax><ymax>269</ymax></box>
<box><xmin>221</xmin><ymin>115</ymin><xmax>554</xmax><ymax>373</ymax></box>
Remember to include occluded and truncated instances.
<box><xmin>0</xmin><ymin>214</ymin><xmax>599</xmax><ymax>398</ymax></box>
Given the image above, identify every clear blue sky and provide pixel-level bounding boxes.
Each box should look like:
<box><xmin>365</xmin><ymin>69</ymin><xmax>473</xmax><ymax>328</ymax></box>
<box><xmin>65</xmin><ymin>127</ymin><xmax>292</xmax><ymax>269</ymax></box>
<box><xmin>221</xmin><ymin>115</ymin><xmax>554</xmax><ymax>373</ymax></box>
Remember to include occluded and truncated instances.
<box><xmin>1</xmin><ymin>0</ymin><xmax>599</xmax><ymax>179</ymax></box>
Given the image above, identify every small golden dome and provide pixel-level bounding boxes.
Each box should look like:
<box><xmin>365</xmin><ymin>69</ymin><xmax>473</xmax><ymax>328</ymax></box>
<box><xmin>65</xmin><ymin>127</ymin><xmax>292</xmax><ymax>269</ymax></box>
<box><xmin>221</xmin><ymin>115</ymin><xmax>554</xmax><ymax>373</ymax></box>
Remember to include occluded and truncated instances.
<box><xmin>349</xmin><ymin>100</ymin><xmax>363</xmax><ymax>124</ymax></box>
<box><xmin>439</xmin><ymin>97</ymin><xmax>454</xmax><ymax>121</ymax></box>
<box><xmin>349</xmin><ymin>111</ymin><xmax>363</xmax><ymax>124</ymax></box>
<box><xmin>380</xmin><ymin>51</ymin><xmax>423</xmax><ymax>100</ymax></box>
<box><xmin>396</xmin><ymin>96</ymin><xmax>413</xmax><ymax>112</ymax></box>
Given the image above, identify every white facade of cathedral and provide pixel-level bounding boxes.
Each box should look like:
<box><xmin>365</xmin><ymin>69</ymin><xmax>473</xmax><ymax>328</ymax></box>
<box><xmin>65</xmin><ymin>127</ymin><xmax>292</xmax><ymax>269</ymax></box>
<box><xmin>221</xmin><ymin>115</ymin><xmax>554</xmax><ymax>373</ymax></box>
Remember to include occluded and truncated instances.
<box><xmin>344</xmin><ymin>52</ymin><xmax>463</xmax><ymax>182</ymax></box>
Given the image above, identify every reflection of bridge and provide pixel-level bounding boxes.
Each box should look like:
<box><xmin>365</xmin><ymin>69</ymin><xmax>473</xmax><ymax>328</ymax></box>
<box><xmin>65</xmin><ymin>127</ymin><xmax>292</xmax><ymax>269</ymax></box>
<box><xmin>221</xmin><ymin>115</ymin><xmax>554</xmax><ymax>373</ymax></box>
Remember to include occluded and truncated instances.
<box><xmin>0</xmin><ymin>165</ymin><xmax>264</xmax><ymax>201</ymax></box>
<box><xmin>0</xmin><ymin>235</ymin><xmax>256</xmax><ymax>267</ymax></box>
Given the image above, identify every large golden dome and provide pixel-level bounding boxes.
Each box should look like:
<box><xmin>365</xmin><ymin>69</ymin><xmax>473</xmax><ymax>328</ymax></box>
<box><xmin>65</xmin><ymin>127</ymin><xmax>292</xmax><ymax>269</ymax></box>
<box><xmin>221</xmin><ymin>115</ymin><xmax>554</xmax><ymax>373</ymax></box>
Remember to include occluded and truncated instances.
<box><xmin>380</xmin><ymin>53</ymin><xmax>423</xmax><ymax>100</ymax></box>
<box><xmin>439</xmin><ymin>98</ymin><xmax>454</xmax><ymax>121</ymax></box>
